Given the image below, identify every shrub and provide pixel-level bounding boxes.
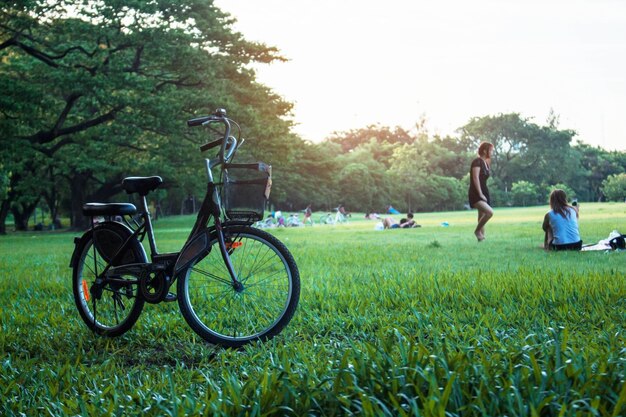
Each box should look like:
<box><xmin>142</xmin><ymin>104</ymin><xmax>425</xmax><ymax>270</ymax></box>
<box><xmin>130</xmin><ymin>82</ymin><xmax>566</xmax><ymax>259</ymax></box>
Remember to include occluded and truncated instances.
<box><xmin>601</xmin><ymin>173</ymin><xmax>626</xmax><ymax>202</ymax></box>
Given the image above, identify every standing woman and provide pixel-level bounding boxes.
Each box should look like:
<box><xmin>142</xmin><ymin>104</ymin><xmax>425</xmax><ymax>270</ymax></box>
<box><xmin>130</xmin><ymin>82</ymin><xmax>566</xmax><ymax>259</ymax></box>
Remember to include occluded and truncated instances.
<box><xmin>468</xmin><ymin>142</ymin><xmax>494</xmax><ymax>241</ymax></box>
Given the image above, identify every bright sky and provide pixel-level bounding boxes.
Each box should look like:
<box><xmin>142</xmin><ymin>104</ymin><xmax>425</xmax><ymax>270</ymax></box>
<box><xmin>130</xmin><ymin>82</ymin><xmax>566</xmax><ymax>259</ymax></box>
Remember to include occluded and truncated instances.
<box><xmin>215</xmin><ymin>0</ymin><xmax>626</xmax><ymax>151</ymax></box>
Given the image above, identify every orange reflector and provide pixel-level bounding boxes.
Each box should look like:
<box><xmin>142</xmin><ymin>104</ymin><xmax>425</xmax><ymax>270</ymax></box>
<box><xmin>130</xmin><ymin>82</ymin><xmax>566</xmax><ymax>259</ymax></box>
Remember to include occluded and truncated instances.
<box><xmin>226</xmin><ymin>241</ymin><xmax>243</xmax><ymax>249</ymax></box>
<box><xmin>82</xmin><ymin>280</ymin><xmax>91</xmax><ymax>302</ymax></box>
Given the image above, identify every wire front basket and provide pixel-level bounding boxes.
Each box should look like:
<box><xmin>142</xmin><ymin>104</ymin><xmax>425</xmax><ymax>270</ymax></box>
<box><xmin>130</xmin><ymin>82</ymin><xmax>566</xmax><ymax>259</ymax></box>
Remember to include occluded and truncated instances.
<box><xmin>222</xmin><ymin>162</ymin><xmax>272</xmax><ymax>221</ymax></box>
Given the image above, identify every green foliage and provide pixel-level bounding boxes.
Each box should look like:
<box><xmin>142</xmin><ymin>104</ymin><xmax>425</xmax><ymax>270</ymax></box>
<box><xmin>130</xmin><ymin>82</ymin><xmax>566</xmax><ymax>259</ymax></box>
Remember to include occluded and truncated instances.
<box><xmin>319</xmin><ymin>115</ymin><xmax>625</xmax><ymax>214</ymax></box>
<box><xmin>1</xmin><ymin>203</ymin><xmax>626</xmax><ymax>415</ymax></box>
<box><xmin>0</xmin><ymin>0</ymin><xmax>294</xmax><ymax>229</ymax></box>
<box><xmin>327</xmin><ymin>124</ymin><xmax>413</xmax><ymax>153</ymax></box>
<box><xmin>573</xmin><ymin>143</ymin><xmax>626</xmax><ymax>202</ymax></box>
<box><xmin>459</xmin><ymin>113</ymin><xmax>579</xmax><ymax>190</ymax></box>
<box><xmin>602</xmin><ymin>173</ymin><xmax>626</xmax><ymax>202</ymax></box>
<box><xmin>546</xmin><ymin>183</ymin><xmax>576</xmax><ymax>203</ymax></box>
<box><xmin>511</xmin><ymin>180</ymin><xmax>541</xmax><ymax>207</ymax></box>
<box><xmin>338</xmin><ymin>162</ymin><xmax>376</xmax><ymax>210</ymax></box>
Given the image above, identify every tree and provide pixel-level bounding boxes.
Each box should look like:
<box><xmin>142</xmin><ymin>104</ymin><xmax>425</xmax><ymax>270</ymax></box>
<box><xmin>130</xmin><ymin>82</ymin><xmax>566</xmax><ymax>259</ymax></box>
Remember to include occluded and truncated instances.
<box><xmin>327</xmin><ymin>124</ymin><xmax>413</xmax><ymax>154</ymax></box>
<box><xmin>387</xmin><ymin>143</ymin><xmax>429</xmax><ymax>212</ymax></box>
<box><xmin>601</xmin><ymin>173</ymin><xmax>626</xmax><ymax>202</ymax></box>
<box><xmin>0</xmin><ymin>0</ymin><xmax>294</xmax><ymax>231</ymax></box>
<box><xmin>270</xmin><ymin>140</ymin><xmax>341</xmax><ymax>211</ymax></box>
<box><xmin>573</xmin><ymin>143</ymin><xmax>625</xmax><ymax>202</ymax></box>
<box><xmin>545</xmin><ymin>183</ymin><xmax>576</xmax><ymax>204</ymax></box>
<box><xmin>459</xmin><ymin>113</ymin><xmax>578</xmax><ymax>196</ymax></box>
<box><xmin>511</xmin><ymin>180</ymin><xmax>541</xmax><ymax>207</ymax></box>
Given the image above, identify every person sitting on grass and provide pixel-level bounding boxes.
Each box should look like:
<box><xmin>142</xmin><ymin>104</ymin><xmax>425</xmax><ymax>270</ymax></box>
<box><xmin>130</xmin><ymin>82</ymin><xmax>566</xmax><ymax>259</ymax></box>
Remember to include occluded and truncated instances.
<box><xmin>542</xmin><ymin>189</ymin><xmax>582</xmax><ymax>251</ymax></box>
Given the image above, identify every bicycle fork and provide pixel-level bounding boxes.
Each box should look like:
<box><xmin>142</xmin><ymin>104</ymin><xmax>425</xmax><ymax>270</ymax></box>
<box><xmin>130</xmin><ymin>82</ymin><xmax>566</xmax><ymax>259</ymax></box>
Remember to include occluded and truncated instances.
<box><xmin>204</xmin><ymin>174</ymin><xmax>243</xmax><ymax>291</ymax></box>
<box><xmin>214</xmin><ymin>219</ymin><xmax>244</xmax><ymax>292</ymax></box>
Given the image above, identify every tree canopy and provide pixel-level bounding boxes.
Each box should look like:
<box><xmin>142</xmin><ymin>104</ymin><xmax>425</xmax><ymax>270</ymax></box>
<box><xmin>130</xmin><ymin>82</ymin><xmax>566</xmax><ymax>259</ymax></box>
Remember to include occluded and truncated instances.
<box><xmin>0</xmin><ymin>0</ymin><xmax>294</xmax><ymax>231</ymax></box>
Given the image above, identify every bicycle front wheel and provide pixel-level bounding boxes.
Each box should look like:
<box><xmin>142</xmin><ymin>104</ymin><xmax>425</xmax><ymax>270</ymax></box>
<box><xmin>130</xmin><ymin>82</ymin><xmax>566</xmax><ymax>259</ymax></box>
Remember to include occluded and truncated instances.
<box><xmin>72</xmin><ymin>222</ymin><xmax>146</xmax><ymax>337</ymax></box>
<box><xmin>177</xmin><ymin>225</ymin><xmax>300</xmax><ymax>347</ymax></box>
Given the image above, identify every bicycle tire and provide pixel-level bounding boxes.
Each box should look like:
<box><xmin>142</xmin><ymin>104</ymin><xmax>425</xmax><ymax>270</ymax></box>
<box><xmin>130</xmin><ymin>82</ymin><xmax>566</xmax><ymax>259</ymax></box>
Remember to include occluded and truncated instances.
<box><xmin>177</xmin><ymin>225</ymin><xmax>300</xmax><ymax>347</ymax></box>
<box><xmin>72</xmin><ymin>222</ymin><xmax>146</xmax><ymax>336</ymax></box>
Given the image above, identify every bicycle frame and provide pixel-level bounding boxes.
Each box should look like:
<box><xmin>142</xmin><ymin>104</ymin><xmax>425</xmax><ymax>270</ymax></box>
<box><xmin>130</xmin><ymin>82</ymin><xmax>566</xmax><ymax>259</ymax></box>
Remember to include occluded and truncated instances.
<box><xmin>76</xmin><ymin>112</ymin><xmax>246</xmax><ymax>299</ymax></box>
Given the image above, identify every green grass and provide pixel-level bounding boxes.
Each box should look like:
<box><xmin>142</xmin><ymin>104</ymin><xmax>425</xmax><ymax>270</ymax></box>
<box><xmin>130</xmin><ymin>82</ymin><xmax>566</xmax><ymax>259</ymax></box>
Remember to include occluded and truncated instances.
<box><xmin>1</xmin><ymin>203</ymin><xmax>625</xmax><ymax>416</ymax></box>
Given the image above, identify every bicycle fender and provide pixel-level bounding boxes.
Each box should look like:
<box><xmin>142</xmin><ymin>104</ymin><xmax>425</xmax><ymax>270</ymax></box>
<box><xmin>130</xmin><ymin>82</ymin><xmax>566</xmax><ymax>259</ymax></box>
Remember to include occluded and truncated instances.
<box><xmin>68</xmin><ymin>221</ymin><xmax>146</xmax><ymax>268</ymax></box>
<box><xmin>69</xmin><ymin>235</ymin><xmax>87</xmax><ymax>268</ymax></box>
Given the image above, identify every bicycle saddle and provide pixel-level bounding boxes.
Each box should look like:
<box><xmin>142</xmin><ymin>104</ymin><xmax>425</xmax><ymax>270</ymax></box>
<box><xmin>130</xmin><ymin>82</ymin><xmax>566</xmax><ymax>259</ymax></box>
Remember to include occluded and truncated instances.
<box><xmin>122</xmin><ymin>176</ymin><xmax>163</xmax><ymax>196</ymax></box>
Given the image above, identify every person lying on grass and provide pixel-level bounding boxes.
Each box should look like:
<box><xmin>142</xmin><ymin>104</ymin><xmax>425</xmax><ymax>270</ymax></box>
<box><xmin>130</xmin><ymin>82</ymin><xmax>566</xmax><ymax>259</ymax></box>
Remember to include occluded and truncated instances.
<box><xmin>383</xmin><ymin>213</ymin><xmax>421</xmax><ymax>229</ymax></box>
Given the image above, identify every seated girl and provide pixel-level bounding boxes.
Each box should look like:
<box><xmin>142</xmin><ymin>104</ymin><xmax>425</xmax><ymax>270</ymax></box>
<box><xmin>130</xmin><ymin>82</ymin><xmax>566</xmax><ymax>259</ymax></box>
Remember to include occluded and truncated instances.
<box><xmin>542</xmin><ymin>189</ymin><xmax>582</xmax><ymax>251</ymax></box>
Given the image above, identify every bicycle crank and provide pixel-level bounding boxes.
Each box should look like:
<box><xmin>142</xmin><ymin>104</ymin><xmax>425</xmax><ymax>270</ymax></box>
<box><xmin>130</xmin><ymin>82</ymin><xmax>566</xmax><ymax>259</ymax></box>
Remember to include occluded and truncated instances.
<box><xmin>139</xmin><ymin>266</ymin><xmax>170</xmax><ymax>304</ymax></box>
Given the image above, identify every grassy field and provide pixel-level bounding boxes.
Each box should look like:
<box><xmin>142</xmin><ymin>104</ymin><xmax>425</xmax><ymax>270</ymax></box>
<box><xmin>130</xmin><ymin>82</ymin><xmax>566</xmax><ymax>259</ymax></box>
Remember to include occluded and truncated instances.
<box><xmin>1</xmin><ymin>203</ymin><xmax>625</xmax><ymax>416</ymax></box>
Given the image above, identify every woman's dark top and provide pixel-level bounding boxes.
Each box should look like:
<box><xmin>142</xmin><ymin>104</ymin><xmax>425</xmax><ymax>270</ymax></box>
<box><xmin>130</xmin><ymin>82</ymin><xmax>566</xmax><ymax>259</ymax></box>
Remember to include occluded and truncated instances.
<box><xmin>468</xmin><ymin>157</ymin><xmax>490</xmax><ymax>207</ymax></box>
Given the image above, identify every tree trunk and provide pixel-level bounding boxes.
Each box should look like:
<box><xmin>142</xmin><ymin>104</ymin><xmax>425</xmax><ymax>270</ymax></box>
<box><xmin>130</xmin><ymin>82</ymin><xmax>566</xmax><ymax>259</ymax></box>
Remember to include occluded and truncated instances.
<box><xmin>43</xmin><ymin>184</ymin><xmax>60</xmax><ymax>229</ymax></box>
<box><xmin>90</xmin><ymin>178</ymin><xmax>123</xmax><ymax>203</ymax></box>
<box><xmin>11</xmin><ymin>201</ymin><xmax>37</xmax><ymax>231</ymax></box>
<box><xmin>0</xmin><ymin>199</ymin><xmax>9</xmax><ymax>234</ymax></box>
<box><xmin>69</xmin><ymin>172</ymin><xmax>90</xmax><ymax>230</ymax></box>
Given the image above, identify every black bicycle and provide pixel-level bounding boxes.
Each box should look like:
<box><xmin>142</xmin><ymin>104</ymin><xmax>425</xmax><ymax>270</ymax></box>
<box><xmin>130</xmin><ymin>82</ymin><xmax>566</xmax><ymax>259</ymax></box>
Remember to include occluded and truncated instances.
<box><xmin>69</xmin><ymin>109</ymin><xmax>300</xmax><ymax>348</ymax></box>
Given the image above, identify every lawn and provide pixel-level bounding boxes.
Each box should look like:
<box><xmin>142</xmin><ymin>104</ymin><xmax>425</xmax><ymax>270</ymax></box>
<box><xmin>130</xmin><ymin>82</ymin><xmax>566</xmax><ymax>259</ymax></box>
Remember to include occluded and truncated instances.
<box><xmin>1</xmin><ymin>203</ymin><xmax>625</xmax><ymax>416</ymax></box>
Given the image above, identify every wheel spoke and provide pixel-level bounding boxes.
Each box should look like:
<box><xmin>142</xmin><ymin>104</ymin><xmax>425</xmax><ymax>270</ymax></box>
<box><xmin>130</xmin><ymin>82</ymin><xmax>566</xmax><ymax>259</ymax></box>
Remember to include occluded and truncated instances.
<box><xmin>190</xmin><ymin>266</ymin><xmax>231</xmax><ymax>285</ymax></box>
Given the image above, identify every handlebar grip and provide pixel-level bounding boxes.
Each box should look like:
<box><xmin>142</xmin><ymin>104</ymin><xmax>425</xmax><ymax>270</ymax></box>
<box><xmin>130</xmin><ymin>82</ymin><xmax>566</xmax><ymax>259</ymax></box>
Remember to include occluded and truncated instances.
<box><xmin>187</xmin><ymin>116</ymin><xmax>216</xmax><ymax>127</ymax></box>
<box><xmin>200</xmin><ymin>138</ymin><xmax>223</xmax><ymax>152</ymax></box>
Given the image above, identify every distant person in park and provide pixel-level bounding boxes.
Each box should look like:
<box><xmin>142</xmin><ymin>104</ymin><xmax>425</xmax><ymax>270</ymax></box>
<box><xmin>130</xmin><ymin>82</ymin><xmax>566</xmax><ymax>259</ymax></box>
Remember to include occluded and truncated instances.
<box><xmin>382</xmin><ymin>213</ymin><xmax>420</xmax><ymax>229</ymax></box>
<box><xmin>270</xmin><ymin>210</ymin><xmax>286</xmax><ymax>227</ymax></box>
<box><xmin>468</xmin><ymin>141</ymin><xmax>494</xmax><ymax>241</ymax></box>
<box><xmin>400</xmin><ymin>213</ymin><xmax>420</xmax><ymax>228</ymax></box>
<box><xmin>335</xmin><ymin>204</ymin><xmax>350</xmax><ymax>223</ymax></box>
<box><xmin>382</xmin><ymin>217</ymin><xmax>400</xmax><ymax>229</ymax></box>
<box><xmin>542</xmin><ymin>189</ymin><xmax>582</xmax><ymax>251</ymax></box>
<box><xmin>303</xmin><ymin>204</ymin><xmax>313</xmax><ymax>225</ymax></box>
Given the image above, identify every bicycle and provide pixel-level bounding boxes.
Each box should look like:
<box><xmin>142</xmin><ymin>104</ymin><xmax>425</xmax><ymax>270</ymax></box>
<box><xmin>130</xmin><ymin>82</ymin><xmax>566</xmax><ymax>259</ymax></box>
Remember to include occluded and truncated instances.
<box><xmin>70</xmin><ymin>109</ymin><xmax>300</xmax><ymax>348</ymax></box>
<box><xmin>253</xmin><ymin>217</ymin><xmax>276</xmax><ymax>229</ymax></box>
<box><xmin>318</xmin><ymin>213</ymin><xmax>335</xmax><ymax>225</ymax></box>
<box><xmin>318</xmin><ymin>206</ymin><xmax>350</xmax><ymax>225</ymax></box>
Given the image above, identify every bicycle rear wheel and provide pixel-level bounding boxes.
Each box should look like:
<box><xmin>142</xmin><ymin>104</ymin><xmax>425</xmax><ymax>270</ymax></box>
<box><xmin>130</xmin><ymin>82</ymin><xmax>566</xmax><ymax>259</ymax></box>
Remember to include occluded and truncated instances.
<box><xmin>177</xmin><ymin>225</ymin><xmax>300</xmax><ymax>347</ymax></box>
<box><xmin>72</xmin><ymin>222</ymin><xmax>146</xmax><ymax>336</ymax></box>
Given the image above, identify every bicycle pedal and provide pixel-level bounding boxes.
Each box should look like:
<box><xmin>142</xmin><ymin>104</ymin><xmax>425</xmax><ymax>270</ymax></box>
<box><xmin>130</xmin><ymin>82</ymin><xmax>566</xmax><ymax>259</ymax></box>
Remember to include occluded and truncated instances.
<box><xmin>164</xmin><ymin>292</ymin><xmax>177</xmax><ymax>302</ymax></box>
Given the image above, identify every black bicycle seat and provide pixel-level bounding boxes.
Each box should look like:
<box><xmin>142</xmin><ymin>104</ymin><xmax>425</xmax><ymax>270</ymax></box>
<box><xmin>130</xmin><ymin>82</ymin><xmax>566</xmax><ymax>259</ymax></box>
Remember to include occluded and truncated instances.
<box><xmin>122</xmin><ymin>176</ymin><xmax>163</xmax><ymax>196</ymax></box>
<box><xmin>82</xmin><ymin>203</ymin><xmax>137</xmax><ymax>216</ymax></box>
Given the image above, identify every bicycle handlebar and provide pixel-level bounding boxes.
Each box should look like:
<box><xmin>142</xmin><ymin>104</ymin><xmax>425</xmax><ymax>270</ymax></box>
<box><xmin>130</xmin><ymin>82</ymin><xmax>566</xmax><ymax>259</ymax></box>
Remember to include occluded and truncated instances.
<box><xmin>186</xmin><ymin>108</ymin><xmax>227</xmax><ymax>127</ymax></box>
<box><xmin>187</xmin><ymin>116</ymin><xmax>218</xmax><ymax>127</ymax></box>
<box><xmin>187</xmin><ymin>108</ymin><xmax>240</xmax><ymax>165</ymax></box>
